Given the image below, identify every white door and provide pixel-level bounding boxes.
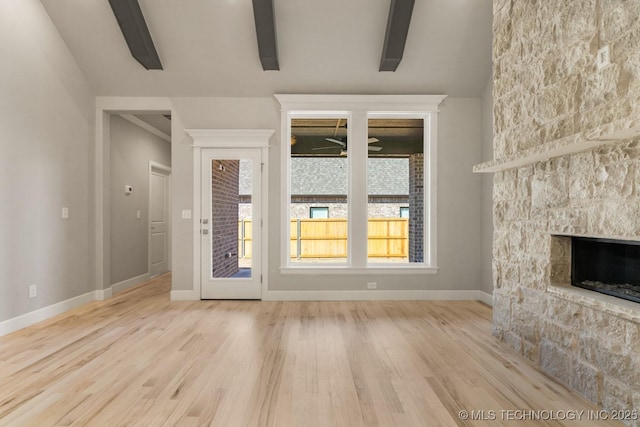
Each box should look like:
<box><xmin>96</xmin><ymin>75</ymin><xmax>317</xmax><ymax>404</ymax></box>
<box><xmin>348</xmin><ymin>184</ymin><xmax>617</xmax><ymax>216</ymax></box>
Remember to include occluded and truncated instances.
<box><xmin>200</xmin><ymin>149</ymin><xmax>262</xmax><ymax>299</ymax></box>
<box><xmin>149</xmin><ymin>166</ymin><xmax>170</xmax><ymax>276</ymax></box>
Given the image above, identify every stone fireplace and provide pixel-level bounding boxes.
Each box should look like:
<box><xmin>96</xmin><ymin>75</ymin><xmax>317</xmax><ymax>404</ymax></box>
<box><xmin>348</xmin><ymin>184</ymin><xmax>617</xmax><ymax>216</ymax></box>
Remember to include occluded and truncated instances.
<box><xmin>475</xmin><ymin>0</ymin><xmax>640</xmax><ymax>420</ymax></box>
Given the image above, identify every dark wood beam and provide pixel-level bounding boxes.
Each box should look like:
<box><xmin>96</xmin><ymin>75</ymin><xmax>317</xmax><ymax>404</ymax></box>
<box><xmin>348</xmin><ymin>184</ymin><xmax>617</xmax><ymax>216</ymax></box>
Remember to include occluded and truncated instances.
<box><xmin>108</xmin><ymin>0</ymin><xmax>163</xmax><ymax>70</ymax></box>
<box><xmin>252</xmin><ymin>0</ymin><xmax>279</xmax><ymax>70</ymax></box>
<box><xmin>379</xmin><ymin>0</ymin><xmax>415</xmax><ymax>72</ymax></box>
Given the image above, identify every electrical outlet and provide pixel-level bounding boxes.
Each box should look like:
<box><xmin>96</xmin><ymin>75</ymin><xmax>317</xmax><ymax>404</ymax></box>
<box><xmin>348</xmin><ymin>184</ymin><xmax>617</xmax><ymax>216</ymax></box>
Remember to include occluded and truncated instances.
<box><xmin>29</xmin><ymin>284</ymin><xmax>37</xmax><ymax>298</ymax></box>
<box><xmin>367</xmin><ymin>282</ymin><xmax>377</xmax><ymax>289</ymax></box>
<box><xmin>597</xmin><ymin>45</ymin><xmax>610</xmax><ymax>70</ymax></box>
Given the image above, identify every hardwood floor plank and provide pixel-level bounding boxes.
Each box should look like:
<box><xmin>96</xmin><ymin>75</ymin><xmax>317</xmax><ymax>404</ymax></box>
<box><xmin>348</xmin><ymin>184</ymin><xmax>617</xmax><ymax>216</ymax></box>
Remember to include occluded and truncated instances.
<box><xmin>0</xmin><ymin>274</ymin><xmax>623</xmax><ymax>426</ymax></box>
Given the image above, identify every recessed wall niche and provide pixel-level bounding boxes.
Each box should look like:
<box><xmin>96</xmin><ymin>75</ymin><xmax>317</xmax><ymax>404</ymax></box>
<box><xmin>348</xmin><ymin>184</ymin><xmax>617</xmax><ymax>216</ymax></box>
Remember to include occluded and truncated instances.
<box><xmin>550</xmin><ymin>235</ymin><xmax>571</xmax><ymax>287</ymax></box>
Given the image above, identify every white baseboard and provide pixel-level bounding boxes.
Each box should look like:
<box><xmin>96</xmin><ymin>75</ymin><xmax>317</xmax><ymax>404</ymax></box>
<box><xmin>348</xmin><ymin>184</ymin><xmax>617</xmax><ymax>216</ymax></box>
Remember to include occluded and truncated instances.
<box><xmin>112</xmin><ymin>273</ymin><xmax>150</xmax><ymax>294</ymax></box>
<box><xmin>263</xmin><ymin>289</ymin><xmax>490</xmax><ymax>302</ymax></box>
<box><xmin>170</xmin><ymin>289</ymin><xmax>200</xmax><ymax>301</ymax></box>
<box><xmin>169</xmin><ymin>288</ymin><xmax>494</xmax><ymax>303</ymax></box>
<box><xmin>477</xmin><ymin>291</ymin><xmax>493</xmax><ymax>306</ymax></box>
<box><xmin>0</xmin><ymin>290</ymin><xmax>99</xmax><ymax>337</ymax></box>
<box><xmin>95</xmin><ymin>287</ymin><xmax>112</xmax><ymax>301</ymax></box>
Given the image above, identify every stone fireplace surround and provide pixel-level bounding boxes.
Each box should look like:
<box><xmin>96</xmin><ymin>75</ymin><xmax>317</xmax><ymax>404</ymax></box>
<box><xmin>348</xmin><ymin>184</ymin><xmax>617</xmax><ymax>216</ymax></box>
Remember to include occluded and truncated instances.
<box><xmin>477</xmin><ymin>0</ymin><xmax>640</xmax><ymax>420</ymax></box>
<box><xmin>477</xmin><ymin>140</ymin><xmax>640</xmax><ymax>419</ymax></box>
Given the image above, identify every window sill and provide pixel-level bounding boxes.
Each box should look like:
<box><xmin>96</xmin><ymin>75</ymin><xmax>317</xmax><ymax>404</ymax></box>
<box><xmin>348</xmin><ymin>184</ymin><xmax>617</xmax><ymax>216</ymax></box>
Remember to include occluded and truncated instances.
<box><xmin>279</xmin><ymin>265</ymin><xmax>439</xmax><ymax>275</ymax></box>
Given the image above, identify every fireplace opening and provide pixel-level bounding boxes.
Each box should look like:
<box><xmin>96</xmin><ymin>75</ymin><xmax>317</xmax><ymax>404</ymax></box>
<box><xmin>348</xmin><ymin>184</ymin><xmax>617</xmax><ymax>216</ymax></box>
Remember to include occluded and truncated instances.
<box><xmin>571</xmin><ymin>237</ymin><xmax>640</xmax><ymax>303</ymax></box>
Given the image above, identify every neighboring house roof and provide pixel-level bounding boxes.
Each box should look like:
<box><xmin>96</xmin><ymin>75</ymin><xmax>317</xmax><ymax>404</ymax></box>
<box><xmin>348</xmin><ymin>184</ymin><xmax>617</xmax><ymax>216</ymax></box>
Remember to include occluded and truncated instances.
<box><xmin>239</xmin><ymin>157</ymin><xmax>409</xmax><ymax>195</ymax></box>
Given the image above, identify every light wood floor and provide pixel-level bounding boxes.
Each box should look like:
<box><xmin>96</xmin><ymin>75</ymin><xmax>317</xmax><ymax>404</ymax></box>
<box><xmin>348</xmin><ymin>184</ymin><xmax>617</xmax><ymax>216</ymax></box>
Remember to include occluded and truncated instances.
<box><xmin>0</xmin><ymin>274</ymin><xmax>622</xmax><ymax>427</ymax></box>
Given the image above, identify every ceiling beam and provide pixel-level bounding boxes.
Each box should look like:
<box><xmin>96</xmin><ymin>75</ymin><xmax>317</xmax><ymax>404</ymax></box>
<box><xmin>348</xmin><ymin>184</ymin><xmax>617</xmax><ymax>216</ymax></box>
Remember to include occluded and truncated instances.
<box><xmin>108</xmin><ymin>0</ymin><xmax>163</xmax><ymax>70</ymax></box>
<box><xmin>252</xmin><ymin>0</ymin><xmax>279</xmax><ymax>70</ymax></box>
<box><xmin>379</xmin><ymin>0</ymin><xmax>415</xmax><ymax>72</ymax></box>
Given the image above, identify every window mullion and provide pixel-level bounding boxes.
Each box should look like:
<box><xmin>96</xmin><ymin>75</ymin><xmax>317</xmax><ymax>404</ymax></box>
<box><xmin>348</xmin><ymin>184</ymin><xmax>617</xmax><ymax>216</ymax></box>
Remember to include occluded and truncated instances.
<box><xmin>349</xmin><ymin>110</ymin><xmax>368</xmax><ymax>268</ymax></box>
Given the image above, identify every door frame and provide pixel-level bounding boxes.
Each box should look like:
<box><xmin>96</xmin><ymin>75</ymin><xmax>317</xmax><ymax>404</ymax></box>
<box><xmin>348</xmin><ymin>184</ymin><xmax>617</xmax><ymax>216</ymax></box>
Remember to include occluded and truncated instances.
<box><xmin>188</xmin><ymin>129</ymin><xmax>273</xmax><ymax>300</ymax></box>
<box><xmin>148</xmin><ymin>161</ymin><xmax>172</xmax><ymax>277</ymax></box>
<box><xmin>94</xmin><ymin>97</ymin><xmax>173</xmax><ymax>299</ymax></box>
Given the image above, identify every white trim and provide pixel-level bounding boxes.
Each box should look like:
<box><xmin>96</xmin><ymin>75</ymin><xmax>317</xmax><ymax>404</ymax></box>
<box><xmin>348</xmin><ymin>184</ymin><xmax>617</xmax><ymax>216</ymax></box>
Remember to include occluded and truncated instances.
<box><xmin>477</xmin><ymin>291</ymin><xmax>493</xmax><ymax>306</ymax></box>
<box><xmin>95</xmin><ymin>97</ymin><xmax>172</xmax><ymax>294</ymax></box>
<box><xmin>473</xmin><ymin>124</ymin><xmax>640</xmax><ymax>173</ymax></box>
<box><xmin>263</xmin><ymin>289</ymin><xmax>487</xmax><ymax>302</ymax></box>
<box><xmin>280</xmin><ymin>267</ymin><xmax>438</xmax><ymax>275</ymax></box>
<box><xmin>274</xmin><ymin>94</ymin><xmax>447</xmax><ymax>112</ymax></box>
<box><xmin>350</xmin><ymin>111</ymin><xmax>366</xmax><ymax>268</ymax></box>
<box><xmin>192</xmin><ymin>146</ymin><xmax>202</xmax><ymax>299</ymax></box>
<box><xmin>260</xmin><ymin>146</ymin><xmax>270</xmax><ymax>299</ymax></box>
<box><xmin>95</xmin><ymin>287</ymin><xmax>112</xmax><ymax>300</ymax></box>
<box><xmin>0</xmin><ymin>291</ymin><xmax>99</xmax><ymax>337</ymax></box>
<box><xmin>186</xmin><ymin>129</ymin><xmax>274</xmax><ymax>147</ymax></box>
<box><xmin>426</xmin><ymin>112</ymin><xmax>438</xmax><ymax>267</ymax></box>
<box><xmin>275</xmin><ymin>94</ymin><xmax>446</xmax><ymax>271</ymax></box>
<box><xmin>111</xmin><ymin>273</ymin><xmax>151</xmax><ymax>294</ymax></box>
<box><xmin>279</xmin><ymin>110</ymin><xmax>290</xmax><ymax>273</ymax></box>
<box><xmin>96</xmin><ymin>97</ymin><xmax>173</xmax><ymax>112</ymax></box>
<box><xmin>170</xmin><ymin>289</ymin><xmax>200</xmax><ymax>301</ymax></box>
<box><xmin>189</xmin><ymin>129</ymin><xmax>273</xmax><ymax>300</ymax></box>
<box><xmin>94</xmin><ymin>109</ymin><xmax>109</xmax><ymax>292</ymax></box>
<box><xmin>150</xmin><ymin>161</ymin><xmax>172</xmax><ymax>174</ymax></box>
<box><xmin>120</xmin><ymin>114</ymin><xmax>171</xmax><ymax>142</ymax></box>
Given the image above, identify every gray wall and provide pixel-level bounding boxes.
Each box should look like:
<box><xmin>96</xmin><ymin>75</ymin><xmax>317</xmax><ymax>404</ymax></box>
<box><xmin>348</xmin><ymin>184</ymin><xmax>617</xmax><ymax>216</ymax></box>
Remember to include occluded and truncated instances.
<box><xmin>109</xmin><ymin>116</ymin><xmax>171</xmax><ymax>285</ymax></box>
<box><xmin>0</xmin><ymin>1</ymin><xmax>95</xmax><ymax>322</ymax></box>
<box><xmin>480</xmin><ymin>79</ymin><xmax>494</xmax><ymax>295</ymax></box>
<box><xmin>170</xmin><ymin>97</ymin><xmax>485</xmax><ymax>293</ymax></box>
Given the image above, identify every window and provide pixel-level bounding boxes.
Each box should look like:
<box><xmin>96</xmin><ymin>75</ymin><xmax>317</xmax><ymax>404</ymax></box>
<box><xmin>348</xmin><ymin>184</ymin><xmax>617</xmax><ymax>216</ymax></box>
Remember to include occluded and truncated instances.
<box><xmin>276</xmin><ymin>95</ymin><xmax>445</xmax><ymax>272</ymax></box>
<box><xmin>289</xmin><ymin>117</ymin><xmax>348</xmax><ymax>264</ymax></box>
<box><xmin>310</xmin><ymin>207</ymin><xmax>329</xmax><ymax>219</ymax></box>
<box><xmin>368</xmin><ymin>118</ymin><xmax>423</xmax><ymax>264</ymax></box>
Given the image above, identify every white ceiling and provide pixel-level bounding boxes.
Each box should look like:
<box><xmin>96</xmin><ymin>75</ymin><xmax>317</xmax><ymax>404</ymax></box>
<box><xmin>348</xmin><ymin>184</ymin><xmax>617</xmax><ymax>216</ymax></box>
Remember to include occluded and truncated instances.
<box><xmin>40</xmin><ymin>0</ymin><xmax>492</xmax><ymax>97</ymax></box>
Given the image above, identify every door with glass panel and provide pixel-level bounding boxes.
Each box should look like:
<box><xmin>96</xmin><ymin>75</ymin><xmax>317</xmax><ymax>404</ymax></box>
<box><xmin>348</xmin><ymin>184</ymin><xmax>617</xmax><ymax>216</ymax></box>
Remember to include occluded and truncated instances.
<box><xmin>200</xmin><ymin>149</ymin><xmax>262</xmax><ymax>299</ymax></box>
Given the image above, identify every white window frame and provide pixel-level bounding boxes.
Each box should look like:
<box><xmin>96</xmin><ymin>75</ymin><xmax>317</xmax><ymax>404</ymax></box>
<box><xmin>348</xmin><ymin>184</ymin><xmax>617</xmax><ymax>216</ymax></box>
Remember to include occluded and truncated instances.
<box><xmin>275</xmin><ymin>94</ymin><xmax>446</xmax><ymax>275</ymax></box>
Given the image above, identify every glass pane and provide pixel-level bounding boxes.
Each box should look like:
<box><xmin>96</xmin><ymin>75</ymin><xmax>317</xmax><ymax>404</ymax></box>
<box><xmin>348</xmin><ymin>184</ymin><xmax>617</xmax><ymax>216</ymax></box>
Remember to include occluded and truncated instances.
<box><xmin>310</xmin><ymin>207</ymin><xmax>329</xmax><ymax>219</ymax></box>
<box><xmin>367</xmin><ymin>118</ymin><xmax>424</xmax><ymax>264</ymax></box>
<box><xmin>290</xmin><ymin>118</ymin><xmax>348</xmax><ymax>264</ymax></box>
<box><xmin>210</xmin><ymin>158</ymin><xmax>252</xmax><ymax>278</ymax></box>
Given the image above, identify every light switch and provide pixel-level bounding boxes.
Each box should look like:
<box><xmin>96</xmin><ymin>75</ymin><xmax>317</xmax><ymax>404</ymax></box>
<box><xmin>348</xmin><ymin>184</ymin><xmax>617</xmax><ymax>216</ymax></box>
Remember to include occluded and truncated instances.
<box><xmin>136</xmin><ymin>210</ymin><xmax>141</xmax><ymax>219</ymax></box>
<box><xmin>61</xmin><ymin>207</ymin><xmax>69</xmax><ymax>219</ymax></box>
<box><xmin>181</xmin><ymin>209</ymin><xmax>192</xmax><ymax>219</ymax></box>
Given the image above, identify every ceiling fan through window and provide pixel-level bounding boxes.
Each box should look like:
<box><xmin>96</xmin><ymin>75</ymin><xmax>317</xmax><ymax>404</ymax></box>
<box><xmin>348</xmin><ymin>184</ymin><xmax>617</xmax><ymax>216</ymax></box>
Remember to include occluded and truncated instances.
<box><xmin>312</xmin><ymin>119</ymin><xmax>382</xmax><ymax>155</ymax></box>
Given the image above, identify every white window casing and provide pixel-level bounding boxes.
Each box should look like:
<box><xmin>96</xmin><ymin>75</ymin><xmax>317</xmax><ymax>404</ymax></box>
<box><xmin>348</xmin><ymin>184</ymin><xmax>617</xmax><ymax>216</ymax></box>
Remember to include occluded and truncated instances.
<box><xmin>275</xmin><ymin>94</ymin><xmax>446</xmax><ymax>274</ymax></box>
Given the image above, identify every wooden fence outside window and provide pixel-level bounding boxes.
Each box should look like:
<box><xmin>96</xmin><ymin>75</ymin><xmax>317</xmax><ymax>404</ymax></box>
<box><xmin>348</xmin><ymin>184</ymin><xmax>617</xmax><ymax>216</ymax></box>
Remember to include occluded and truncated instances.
<box><xmin>238</xmin><ymin>218</ymin><xmax>408</xmax><ymax>260</ymax></box>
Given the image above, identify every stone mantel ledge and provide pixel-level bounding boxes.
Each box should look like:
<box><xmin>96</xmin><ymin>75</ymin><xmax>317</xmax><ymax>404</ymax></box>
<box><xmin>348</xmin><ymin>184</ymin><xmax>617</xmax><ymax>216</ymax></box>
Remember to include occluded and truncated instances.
<box><xmin>474</xmin><ymin>120</ymin><xmax>640</xmax><ymax>173</ymax></box>
<box><xmin>548</xmin><ymin>284</ymin><xmax>640</xmax><ymax>325</ymax></box>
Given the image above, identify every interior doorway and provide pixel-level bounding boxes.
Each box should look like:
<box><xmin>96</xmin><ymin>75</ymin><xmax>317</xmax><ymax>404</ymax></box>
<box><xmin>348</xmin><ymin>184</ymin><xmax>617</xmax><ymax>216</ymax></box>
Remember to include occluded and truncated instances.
<box><xmin>102</xmin><ymin>108</ymin><xmax>172</xmax><ymax>295</ymax></box>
